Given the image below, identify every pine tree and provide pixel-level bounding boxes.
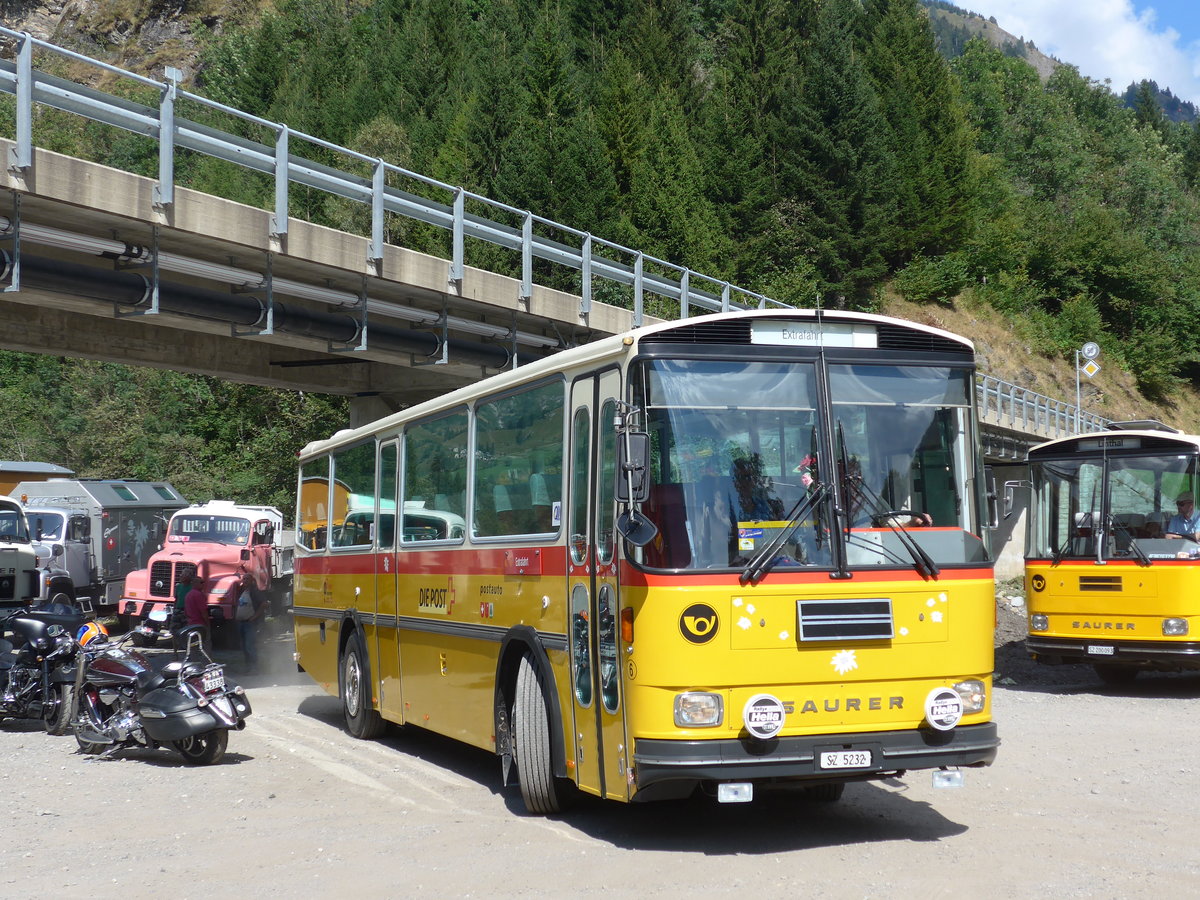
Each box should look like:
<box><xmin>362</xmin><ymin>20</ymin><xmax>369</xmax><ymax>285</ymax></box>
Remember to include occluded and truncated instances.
<box><xmin>861</xmin><ymin>0</ymin><xmax>976</xmax><ymax>261</ymax></box>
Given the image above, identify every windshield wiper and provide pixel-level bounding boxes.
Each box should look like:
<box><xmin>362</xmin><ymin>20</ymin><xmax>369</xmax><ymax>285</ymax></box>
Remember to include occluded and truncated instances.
<box><xmin>740</xmin><ymin>483</ymin><xmax>828</xmax><ymax>586</ymax></box>
<box><xmin>834</xmin><ymin>419</ymin><xmax>938</xmax><ymax>579</ymax></box>
<box><xmin>847</xmin><ymin>473</ymin><xmax>940</xmax><ymax>579</ymax></box>
<box><xmin>1108</xmin><ymin>516</ymin><xmax>1151</xmax><ymax>566</ymax></box>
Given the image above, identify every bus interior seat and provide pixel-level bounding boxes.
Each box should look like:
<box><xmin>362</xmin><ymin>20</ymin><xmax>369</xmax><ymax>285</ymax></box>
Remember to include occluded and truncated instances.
<box><xmin>529</xmin><ymin>473</ymin><xmax>558</xmax><ymax>532</ymax></box>
<box><xmin>494</xmin><ymin>483</ymin><xmax>533</xmax><ymax>534</ymax></box>
<box><xmin>643</xmin><ymin>484</ymin><xmax>691</xmax><ymax>568</ymax></box>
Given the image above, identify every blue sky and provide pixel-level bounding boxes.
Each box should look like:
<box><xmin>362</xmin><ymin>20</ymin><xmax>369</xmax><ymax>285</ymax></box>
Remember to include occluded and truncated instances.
<box><xmin>975</xmin><ymin>1</ymin><xmax>1200</xmax><ymax>106</ymax></box>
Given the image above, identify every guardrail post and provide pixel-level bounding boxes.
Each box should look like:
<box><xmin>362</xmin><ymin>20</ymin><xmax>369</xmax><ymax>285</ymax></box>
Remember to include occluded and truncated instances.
<box><xmin>679</xmin><ymin>270</ymin><xmax>690</xmax><ymax>320</ymax></box>
<box><xmin>369</xmin><ymin>160</ymin><xmax>385</xmax><ymax>271</ymax></box>
<box><xmin>721</xmin><ymin>282</ymin><xmax>730</xmax><ymax>313</ymax></box>
<box><xmin>580</xmin><ymin>233</ymin><xmax>592</xmax><ymax>320</ymax></box>
<box><xmin>519</xmin><ymin>212</ymin><xmax>532</xmax><ymax>304</ymax></box>
<box><xmin>9</xmin><ymin>33</ymin><xmax>32</xmax><ymax>174</ymax></box>
<box><xmin>449</xmin><ymin>187</ymin><xmax>464</xmax><ymax>289</ymax></box>
<box><xmin>154</xmin><ymin>67</ymin><xmax>181</xmax><ymax>212</ymax></box>
<box><xmin>632</xmin><ymin>252</ymin><xmax>643</xmax><ymax>329</ymax></box>
<box><xmin>271</xmin><ymin>126</ymin><xmax>289</xmax><ymax>243</ymax></box>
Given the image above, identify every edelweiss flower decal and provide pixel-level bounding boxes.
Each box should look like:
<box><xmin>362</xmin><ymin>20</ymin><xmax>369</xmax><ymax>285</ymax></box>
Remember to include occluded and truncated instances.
<box><xmin>831</xmin><ymin>649</ymin><xmax>857</xmax><ymax>675</ymax></box>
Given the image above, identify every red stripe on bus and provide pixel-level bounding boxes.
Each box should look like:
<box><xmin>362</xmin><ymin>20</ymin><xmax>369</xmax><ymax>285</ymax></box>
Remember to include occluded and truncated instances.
<box><xmin>620</xmin><ymin>566</ymin><xmax>994</xmax><ymax>587</ymax></box>
<box><xmin>294</xmin><ymin>545</ymin><xmax>569</xmax><ymax>577</ymax></box>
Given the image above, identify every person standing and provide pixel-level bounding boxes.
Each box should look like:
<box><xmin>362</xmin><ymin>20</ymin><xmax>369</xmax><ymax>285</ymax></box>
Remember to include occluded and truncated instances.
<box><xmin>183</xmin><ymin>574</ymin><xmax>211</xmax><ymax>652</ymax></box>
<box><xmin>234</xmin><ymin>577</ymin><xmax>268</xmax><ymax>674</ymax></box>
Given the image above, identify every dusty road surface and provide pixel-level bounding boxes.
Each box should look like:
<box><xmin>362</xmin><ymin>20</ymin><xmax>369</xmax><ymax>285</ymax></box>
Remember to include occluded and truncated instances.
<box><xmin>3</xmin><ymin>610</ymin><xmax>1200</xmax><ymax>899</ymax></box>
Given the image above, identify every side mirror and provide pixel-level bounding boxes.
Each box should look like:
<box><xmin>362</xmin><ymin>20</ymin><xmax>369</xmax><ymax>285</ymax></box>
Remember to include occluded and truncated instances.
<box><xmin>984</xmin><ymin>466</ymin><xmax>998</xmax><ymax>530</ymax></box>
<box><xmin>614</xmin><ymin>432</ymin><xmax>651</xmax><ymax>504</ymax></box>
<box><xmin>1003</xmin><ymin>480</ymin><xmax>1030</xmax><ymax>520</ymax></box>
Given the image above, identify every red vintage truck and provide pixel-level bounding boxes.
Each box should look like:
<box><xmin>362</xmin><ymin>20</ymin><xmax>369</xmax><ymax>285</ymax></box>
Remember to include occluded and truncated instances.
<box><xmin>120</xmin><ymin>501</ymin><xmax>292</xmax><ymax>644</ymax></box>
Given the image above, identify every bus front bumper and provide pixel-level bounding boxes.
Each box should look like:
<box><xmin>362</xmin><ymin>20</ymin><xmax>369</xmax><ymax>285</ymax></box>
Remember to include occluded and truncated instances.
<box><xmin>1028</xmin><ymin>635</ymin><xmax>1200</xmax><ymax>668</ymax></box>
<box><xmin>632</xmin><ymin>722</ymin><xmax>998</xmax><ymax>792</ymax></box>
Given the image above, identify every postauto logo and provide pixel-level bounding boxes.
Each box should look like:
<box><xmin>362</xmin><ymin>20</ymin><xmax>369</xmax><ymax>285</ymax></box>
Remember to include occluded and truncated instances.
<box><xmin>679</xmin><ymin>603</ymin><xmax>719</xmax><ymax>644</ymax></box>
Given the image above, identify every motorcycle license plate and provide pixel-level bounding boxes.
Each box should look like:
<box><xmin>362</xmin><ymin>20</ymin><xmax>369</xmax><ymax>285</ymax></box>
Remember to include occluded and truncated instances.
<box><xmin>819</xmin><ymin>750</ymin><xmax>872</xmax><ymax>769</ymax></box>
<box><xmin>202</xmin><ymin>670</ymin><xmax>225</xmax><ymax>692</ymax></box>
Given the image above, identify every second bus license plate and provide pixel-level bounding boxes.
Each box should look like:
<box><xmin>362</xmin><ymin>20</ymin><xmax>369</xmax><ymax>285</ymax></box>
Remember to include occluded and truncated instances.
<box><xmin>1087</xmin><ymin>645</ymin><xmax>1115</xmax><ymax>656</ymax></box>
<box><xmin>819</xmin><ymin>749</ymin><xmax>872</xmax><ymax>769</ymax></box>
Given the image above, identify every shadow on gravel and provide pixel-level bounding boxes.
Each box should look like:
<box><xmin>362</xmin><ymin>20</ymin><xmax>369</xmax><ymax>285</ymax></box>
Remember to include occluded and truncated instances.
<box><xmin>529</xmin><ymin>780</ymin><xmax>969</xmax><ymax>853</ymax></box>
<box><xmin>292</xmin><ymin>694</ymin><xmax>969</xmax><ymax>853</ymax></box>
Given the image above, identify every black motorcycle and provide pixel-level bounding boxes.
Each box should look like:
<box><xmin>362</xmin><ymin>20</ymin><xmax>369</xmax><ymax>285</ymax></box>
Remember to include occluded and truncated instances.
<box><xmin>72</xmin><ymin>631</ymin><xmax>251</xmax><ymax>765</ymax></box>
<box><xmin>0</xmin><ymin>605</ymin><xmax>85</xmax><ymax>735</ymax></box>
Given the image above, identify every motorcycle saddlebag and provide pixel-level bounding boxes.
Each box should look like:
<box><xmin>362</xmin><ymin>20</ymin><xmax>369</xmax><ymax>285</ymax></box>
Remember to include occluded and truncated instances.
<box><xmin>139</xmin><ymin>687</ymin><xmax>221</xmax><ymax>742</ymax></box>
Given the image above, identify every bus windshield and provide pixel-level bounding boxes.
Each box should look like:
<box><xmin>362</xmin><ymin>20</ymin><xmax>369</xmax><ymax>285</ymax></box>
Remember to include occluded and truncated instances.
<box><xmin>1031</xmin><ymin>452</ymin><xmax>1200</xmax><ymax>561</ymax></box>
<box><xmin>634</xmin><ymin>358</ymin><xmax>986</xmax><ymax>572</ymax></box>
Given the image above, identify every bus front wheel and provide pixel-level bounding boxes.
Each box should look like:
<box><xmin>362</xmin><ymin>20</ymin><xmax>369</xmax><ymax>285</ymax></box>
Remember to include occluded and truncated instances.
<box><xmin>513</xmin><ymin>654</ymin><xmax>562</xmax><ymax>815</ymax></box>
<box><xmin>342</xmin><ymin>634</ymin><xmax>385</xmax><ymax>739</ymax></box>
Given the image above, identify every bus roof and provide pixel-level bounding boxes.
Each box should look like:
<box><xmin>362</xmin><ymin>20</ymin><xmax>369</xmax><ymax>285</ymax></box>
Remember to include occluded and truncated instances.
<box><xmin>299</xmin><ymin>308</ymin><xmax>976</xmax><ymax>459</ymax></box>
<box><xmin>1028</xmin><ymin>429</ymin><xmax>1200</xmax><ymax>458</ymax></box>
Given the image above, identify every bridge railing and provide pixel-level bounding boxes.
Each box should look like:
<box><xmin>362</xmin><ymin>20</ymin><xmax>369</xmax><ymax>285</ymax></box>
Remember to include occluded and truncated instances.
<box><xmin>0</xmin><ymin>27</ymin><xmax>790</xmax><ymax>328</ymax></box>
<box><xmin>977</xmin><ymin>375</ymin><xmax>1110</xmax><ymax>441</ymax></box>
<box><xmin>0</xmin><ymin>29</ymin><xmax>1115</xmax><ymax>441</ymax></box>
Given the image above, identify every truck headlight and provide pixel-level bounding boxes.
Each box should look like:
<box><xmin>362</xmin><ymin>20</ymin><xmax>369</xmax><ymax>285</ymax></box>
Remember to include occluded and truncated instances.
<box><xmin>1029</xmin><ymin>614</ymin><xmax>1048</xmax><ymax>632</ymax></box>
<box><xmin>953</xmin><ymin>680</ymin><xmax>986</xmax><ymax>714</ymax></box>
<box><xmin>674</xmin><ymin>692</ymin><xmax>723</xmax><ymax>727</ymax></box>
<box><xmin>1163</xmin><ymin>618</ymin><xmax>1189</xmax><ymax>636</ymax></box>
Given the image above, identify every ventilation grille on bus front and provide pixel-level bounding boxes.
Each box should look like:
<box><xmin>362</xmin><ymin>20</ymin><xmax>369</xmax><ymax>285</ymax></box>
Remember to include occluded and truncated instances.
<box><xmin>1079</xmin><ymin>576</ymin><xmax>1123</xmax><ymax>592</ymax></box>
<box><xmin>643</xmin><ymin>318</ymin><xmax>968</xmax><ymax>355</ymax></box>
<box><xmin>797</xmin><ymin>598</ymin><xmax>894</xmax><ymax>641</ymax></box>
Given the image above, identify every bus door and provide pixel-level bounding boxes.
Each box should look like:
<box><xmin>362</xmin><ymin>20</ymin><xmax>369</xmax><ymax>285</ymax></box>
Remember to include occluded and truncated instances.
<box><xmin>567</xmin><ymin>371</ymin><xmax>629</xmax><ymax>801</ymax></box>
<box><xmin>375</xmin><ymin>440</ymin><xmax>405</xmax><ymax>723</ymax></box>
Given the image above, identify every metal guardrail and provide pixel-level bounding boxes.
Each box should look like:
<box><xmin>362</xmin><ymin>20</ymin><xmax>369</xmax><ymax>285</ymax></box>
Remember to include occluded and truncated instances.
<box><xmin>0</xmin><ymin>27</ymin><xmax>791</xmax><ymax>328</ymax></box>
<box><xmin>0</xmin><ymin>29</ymin><xmax>1112</xmax><ymax>440</ymax></box>
<box><xmin>977</xmin><ymin>375</ymin><xmax>1109</xmax><ymax>442</ymax></box>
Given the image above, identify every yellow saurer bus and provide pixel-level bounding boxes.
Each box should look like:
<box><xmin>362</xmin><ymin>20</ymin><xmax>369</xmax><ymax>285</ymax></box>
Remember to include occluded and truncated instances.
<box><xmin>293</xmin><ymin>309</ymin><xmax>999</xmax><ymax>813</ymax></box>
<box><xmin>1024</xmin><ymin>421</ymin><xmax>1200</xmax><ymax>684</ymax></box>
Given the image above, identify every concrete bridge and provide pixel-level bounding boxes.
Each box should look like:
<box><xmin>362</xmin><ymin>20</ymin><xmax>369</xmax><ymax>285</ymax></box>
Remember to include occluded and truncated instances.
<box><xmin>0</xmin><ymin>30</ymin><xmax>1111</xmax><ymax>577</ymax></box>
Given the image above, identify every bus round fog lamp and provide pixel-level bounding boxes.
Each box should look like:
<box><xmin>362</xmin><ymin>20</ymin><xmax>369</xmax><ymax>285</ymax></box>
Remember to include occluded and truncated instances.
<box><xmin>674</xmin><ymin>692</ymin><xmax>723</xmax><ymax>727</ymax></box>
<box><xmin>1029</xmin><ymin>614</ymin><xmax>1049</xmax><ymax>632</ymax></box>
<box><xmin>1162</xmin><ymin>618</ymin><xmax>1189</xmax><ymax>636</ymax></box>
<box><xmin>952</xmin><ymin>679</ymin><xmax>986</xmax><ymax>714</ymax></box>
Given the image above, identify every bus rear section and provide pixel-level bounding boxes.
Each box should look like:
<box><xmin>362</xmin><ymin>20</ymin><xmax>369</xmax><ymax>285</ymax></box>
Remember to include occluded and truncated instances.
<box><xmin>1024</xmin><ymin>424</ymin><xmax>1200</xmax><ymax>684</ymax></box>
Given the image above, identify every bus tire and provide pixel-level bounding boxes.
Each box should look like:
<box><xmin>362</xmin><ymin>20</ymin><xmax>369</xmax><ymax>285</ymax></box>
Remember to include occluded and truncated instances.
<box><xmin>1094</xmin><ymin>664</ymin><xmax>1139</xmax><ymax>686</ymax></box>
<box><xmin>513</xmin><ymin>653</ymin><xmax>562</xmax><ymax>815</ymax></box>
<box><xmin>804</xmin><ymin>782</ymin><xmax>846</xmax><ymax>802</ymax></box>
<box><xmin>342</xmin><ymin>633</ymin><xmax>385</xmax><ymax>739</ymax></box>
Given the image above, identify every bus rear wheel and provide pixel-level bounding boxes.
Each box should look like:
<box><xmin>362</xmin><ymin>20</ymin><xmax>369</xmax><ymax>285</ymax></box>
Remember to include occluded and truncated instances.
<box><xmin>342</xmin><ymin>634</ymin><xmax>385</xmax><ymax>739</ymax></box>
<box><xmin>513</xmin><ymin>654</ymin><xmax>563</xmax><ymax>815</ymax></box>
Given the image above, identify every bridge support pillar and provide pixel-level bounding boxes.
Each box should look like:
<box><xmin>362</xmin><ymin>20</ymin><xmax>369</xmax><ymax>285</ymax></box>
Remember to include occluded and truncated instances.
<box><xmin>349</xmin><ymin>394</ymin><xmax>397</xmax><ymax>429</ymax></box>
<box><xmin>990</xmin><ymin>462</ymin><xmax>1030</xmax><ymax>583</ymax></box>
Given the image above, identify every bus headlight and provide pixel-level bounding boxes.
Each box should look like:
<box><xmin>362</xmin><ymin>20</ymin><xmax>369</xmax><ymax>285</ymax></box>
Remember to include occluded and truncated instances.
<box><xmin>674</xmin><ymin>692</ymin><xmax>723</xmax><ymax>727</ymax></box>
<box><xmin>952</xmin><ymin>680</ymin><xmax>986</xmax><ymax>714</ymax></box>
<box><xmin>1162</xmin><ymin>618</ymin><xmax>1189</xmax><ymax>636</ymax></box>
<box><xmin>1029</xmin><ymin>614</ymin><xmax>1048</xmax><ymax>632</ymax></box>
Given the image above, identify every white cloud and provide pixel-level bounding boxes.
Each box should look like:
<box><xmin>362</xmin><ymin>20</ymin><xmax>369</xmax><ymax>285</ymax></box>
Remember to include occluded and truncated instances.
<box><xmin>978</xmin><ymin>0</ymin><xmax>1200</xmax><ymax>105</ymax></box>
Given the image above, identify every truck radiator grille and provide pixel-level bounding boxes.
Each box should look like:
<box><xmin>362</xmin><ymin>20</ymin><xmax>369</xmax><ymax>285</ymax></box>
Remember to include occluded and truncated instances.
<box><xmin>149</xmin><ymin>561</ymin><xmax>173</xmax><ymax>597</ymax></box>
<box><xmin>797</xmin><ymin>598</ymin><xmax>894</xmax><ymax>641</ymax></box>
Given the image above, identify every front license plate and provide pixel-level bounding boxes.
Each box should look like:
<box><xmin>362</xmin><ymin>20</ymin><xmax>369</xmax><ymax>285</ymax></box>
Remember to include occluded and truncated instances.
<box><xmin>1087</xmin><ymin>645</ymin><xmax>1115</xmax><ymax>656</ymax></box>
<box><xmin>202</xmin><ymin>671</ymin><xmax>225</xmax><ymax>692</ymax></box>
<box><xmin>819</xmin><ymin>750</ymin><xmax>872</xmax><ymax>770</ymax></box>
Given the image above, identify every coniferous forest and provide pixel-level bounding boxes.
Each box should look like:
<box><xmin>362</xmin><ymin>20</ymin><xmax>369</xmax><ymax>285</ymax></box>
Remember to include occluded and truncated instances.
<box><xmin>4</xmin><ymin>0</ymin><xmax>1200</xmax><ymax>509</ymax></box>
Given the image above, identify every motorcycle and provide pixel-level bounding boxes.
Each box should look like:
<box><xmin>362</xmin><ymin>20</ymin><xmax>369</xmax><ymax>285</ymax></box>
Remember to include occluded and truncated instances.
<box><xmin>72</xmin><ymin>629</ymin><xmax>252</xmax><ymax>765</ymax></box>
<box><xmin>0</xmin><ymin>605</ymin><xmax>85</xmax><ymax>735</ymax></box>
<box><xmin>130</xmin><ymin>605</ymin><xmax>176</xmax><ymax>648</ymax></box>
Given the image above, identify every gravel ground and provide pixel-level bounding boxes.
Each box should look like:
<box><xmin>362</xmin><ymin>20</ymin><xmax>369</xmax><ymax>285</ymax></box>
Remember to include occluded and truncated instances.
<box><xmin>3</xmin><ymin>606</ymin><xmax>1199</xmax><ymax>897</ymax></box>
